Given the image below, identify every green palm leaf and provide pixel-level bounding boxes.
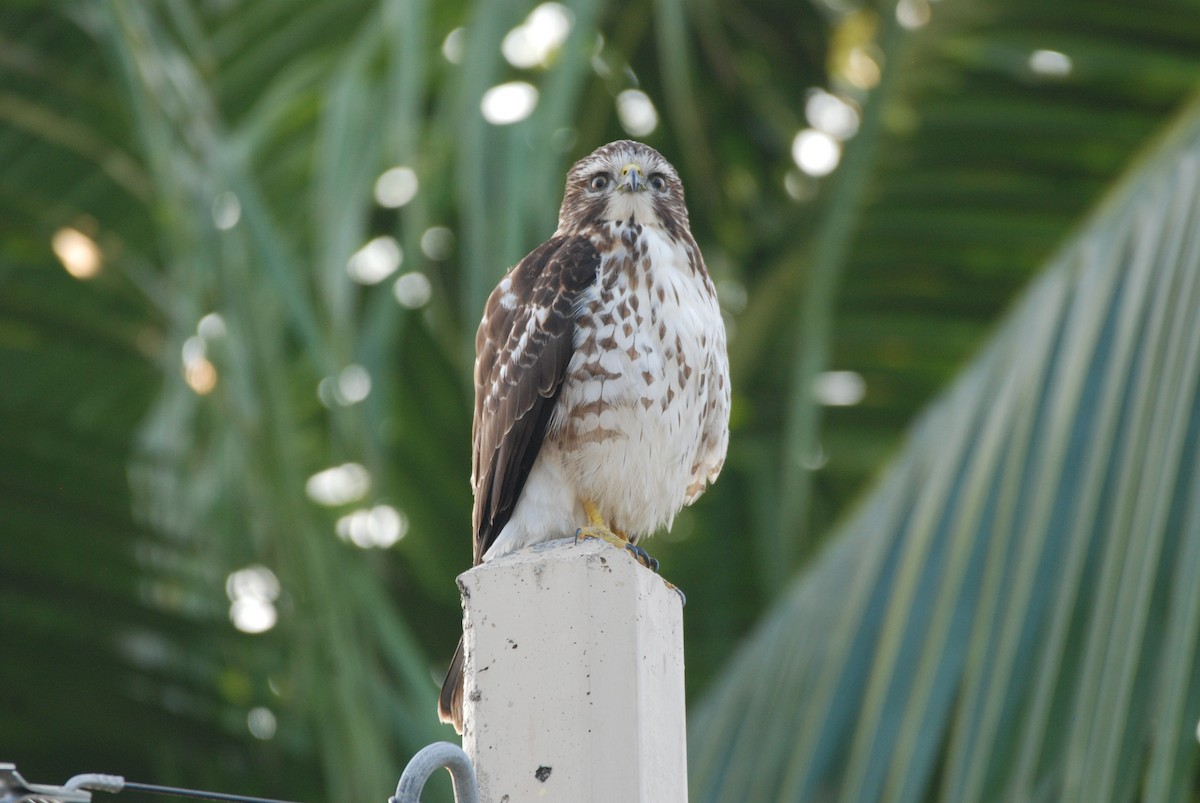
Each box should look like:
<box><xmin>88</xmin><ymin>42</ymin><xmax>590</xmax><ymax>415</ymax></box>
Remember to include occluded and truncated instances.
<box><xmin>690</xmin><ymin>92</ymin><xmax>1200</xmax><ymax>803</ymax></box>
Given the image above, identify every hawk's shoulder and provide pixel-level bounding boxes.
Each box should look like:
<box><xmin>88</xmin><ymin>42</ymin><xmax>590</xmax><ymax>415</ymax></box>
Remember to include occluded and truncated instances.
<box><xmin>471</xmin><ymin>234</ymin><xmax>600</xmax><ymax>563</ymax></box>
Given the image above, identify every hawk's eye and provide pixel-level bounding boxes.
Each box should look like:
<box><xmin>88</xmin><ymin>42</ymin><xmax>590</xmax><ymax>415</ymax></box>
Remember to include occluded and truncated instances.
<box><xmin>589</xmin><ymin>174</ymin><xmax>610</xmax><ymax>191</ymax></box>
<box><xmin>649</xmin><ymin>174</ymin><xmax>667</xmax><ymax>192</ymax></box>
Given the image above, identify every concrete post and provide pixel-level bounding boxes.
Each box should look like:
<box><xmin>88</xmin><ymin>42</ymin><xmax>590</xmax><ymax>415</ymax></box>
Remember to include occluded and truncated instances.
<box><xmin>458</xmin><ymin>536</ymin><xmax>687</xmax><ymax>803</ymax></box>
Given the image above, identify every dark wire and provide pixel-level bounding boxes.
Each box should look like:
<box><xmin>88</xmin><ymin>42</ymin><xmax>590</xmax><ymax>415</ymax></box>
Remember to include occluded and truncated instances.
<box><xmin>120</xmin><ymin>782</ymin><xmax>307</xmax><ymax>803</ymax></box>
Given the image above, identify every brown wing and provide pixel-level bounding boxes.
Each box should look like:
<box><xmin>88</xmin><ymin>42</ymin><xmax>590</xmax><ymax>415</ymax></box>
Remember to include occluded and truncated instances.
<box><xmin>471</xmin><ymin>234</ymin><xmax>599</xmax><ymax>564</ymax></box>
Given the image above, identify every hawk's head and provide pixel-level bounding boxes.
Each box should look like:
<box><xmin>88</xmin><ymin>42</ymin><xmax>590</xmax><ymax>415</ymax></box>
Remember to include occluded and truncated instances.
<box><xmin>557</xmin><ymin>140</ymin><xmax>690</xmax><ymax>238</ymax></box>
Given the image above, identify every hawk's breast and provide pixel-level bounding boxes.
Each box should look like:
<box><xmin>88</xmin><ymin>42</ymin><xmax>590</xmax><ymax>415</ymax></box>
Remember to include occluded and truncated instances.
<box><xmin>552</xmin><ymin>220</ymin><xmax>729</xmax><ymax>537</ymax></box>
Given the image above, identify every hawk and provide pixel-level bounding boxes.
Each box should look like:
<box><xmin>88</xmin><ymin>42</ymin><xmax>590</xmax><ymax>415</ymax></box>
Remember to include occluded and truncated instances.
<box><xmin>438</xmin><ymin>140</ymin><xmax>730</xmax><ymax>733</ymax></box>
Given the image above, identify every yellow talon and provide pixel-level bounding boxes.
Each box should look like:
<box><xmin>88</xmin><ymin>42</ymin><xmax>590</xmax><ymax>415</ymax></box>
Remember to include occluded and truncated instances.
<box><xmin>576</xmin><ymin>499</ymin><xmax>627</xmax><ymax>549</ymax></box>
<box><xmin>575</xmin><ymin>500</ymin><xmax>660</xmax><ymax>573</ymax></box>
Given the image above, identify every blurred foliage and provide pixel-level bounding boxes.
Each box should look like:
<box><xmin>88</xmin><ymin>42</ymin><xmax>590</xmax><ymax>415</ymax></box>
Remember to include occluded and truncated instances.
<box><xmin>693</xmin><ymin>96</ymin><xmax>1200</xmax><ymax>803</ymax></box>
<box><xmin>1</xmin><ymin>0</ymin><xmax>1199</xmax><ymax>801</ymax></box>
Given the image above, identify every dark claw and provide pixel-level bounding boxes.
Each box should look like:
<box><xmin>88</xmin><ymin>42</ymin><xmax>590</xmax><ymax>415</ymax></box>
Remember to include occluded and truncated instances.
<box><xmin>625</xmin><ymin>543</ymin><xmax>659</xmax><ymax>572</ymax></box>
<box><xmin>673</xmin><ymin>586</ymin><xmax>687</xmax><ymax>606</ymax></box>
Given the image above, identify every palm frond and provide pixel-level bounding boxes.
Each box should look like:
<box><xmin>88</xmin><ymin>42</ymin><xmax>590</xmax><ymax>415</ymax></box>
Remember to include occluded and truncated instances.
<box><xmin>690</xmin><ymin>92</ymin><xmax>1200</xmax><ymax>803</ymax></box>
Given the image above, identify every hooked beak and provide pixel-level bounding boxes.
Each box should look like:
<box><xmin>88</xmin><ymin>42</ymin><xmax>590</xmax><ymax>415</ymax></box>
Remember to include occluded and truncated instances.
<box><xmin>619</xmin><ymin>163</ymin><xmax>645</xmax><ymax>192</ymax></box>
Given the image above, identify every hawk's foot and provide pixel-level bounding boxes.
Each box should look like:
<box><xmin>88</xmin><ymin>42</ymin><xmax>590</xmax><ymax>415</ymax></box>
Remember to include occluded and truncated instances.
<box><xmin>576</xmin><ymin>499</ymin><xmax>660</xmax><ymax>572</ymax></box>
<box><xmin>626</xmin><ymin>543</ymin><xmax>660</xmax><ymax>573</ymax></box>
<box><xmin>574</xmin><ymin>523</ymin><xmax>626</xmax><ymax>551</ymax></box>
<box><xmin>573</xmin><ymin>526</ymin><xmax>662</xmax><ymax>572</ymax></box>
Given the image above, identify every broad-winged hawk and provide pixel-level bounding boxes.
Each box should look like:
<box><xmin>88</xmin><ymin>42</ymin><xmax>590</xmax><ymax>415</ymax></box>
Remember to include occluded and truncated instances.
<box><xmin>438</xmin><ymin>140</ymin><xmax>730</xmax><ymax>733</ymax></box>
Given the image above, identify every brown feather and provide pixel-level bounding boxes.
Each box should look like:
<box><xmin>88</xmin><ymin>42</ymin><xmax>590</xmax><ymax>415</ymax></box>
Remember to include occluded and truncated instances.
<box><xmin>439</xmin><ymin>234</ymin><xmax>598</xmax><ymax>732</ymax></box>
<box><xmin>470</xmin><ymin>235</ymin><xmax>599</xmax><ymax>564</ymax></box>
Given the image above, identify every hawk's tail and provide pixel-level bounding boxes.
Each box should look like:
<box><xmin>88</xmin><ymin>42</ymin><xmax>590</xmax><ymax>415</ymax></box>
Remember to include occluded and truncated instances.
<box><xmin>438</xmin><ymin>637</ymin><xmax>465</xmax><ymax>735</ymax></box>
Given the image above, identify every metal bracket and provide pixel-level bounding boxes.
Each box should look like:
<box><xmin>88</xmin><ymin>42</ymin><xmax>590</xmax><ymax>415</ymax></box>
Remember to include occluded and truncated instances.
<box><xmin>389</xmin><ymin>743</ymin><xmax>478</xmax><ymax>803</ymax></box>
<box><xmin>0</xmin><ymin>764</ymin><xmax>125</xmax><ymax>803</ymax></box>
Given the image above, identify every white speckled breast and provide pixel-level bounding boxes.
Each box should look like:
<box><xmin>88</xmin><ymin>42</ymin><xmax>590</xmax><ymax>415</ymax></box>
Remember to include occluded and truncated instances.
<box><xmin>550</xmin><ymin>220</ymin><xmax>728</xmax><ymax>538</ymax></box>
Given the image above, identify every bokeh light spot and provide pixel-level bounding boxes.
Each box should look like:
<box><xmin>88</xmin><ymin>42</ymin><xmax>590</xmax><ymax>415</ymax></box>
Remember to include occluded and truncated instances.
<box><xmin>337</xmin><ymin>364</ymin><xmax>371</xmax><ymax>404</ymax></box>
<box><xmin>226</xmin><ymin>566</ymin><xmax>280</xmax><ymax>634</ymax></box>
<box><xmin>184</xmin><ymin>358</ymin><xmax>217</xmax><ymax>395</ymax></box>
<box><xmin>805</xmin><ymin>89</ymin><xmax>860</xmax><ymax>141</ymax></box>
<box><xmin>394</xmin><ymin>271</ymin><xmax>433</xmax><ymax>309</ymax></box>
<box><xmin>52</xmin><ymin>227</ymin><xmax>102</xmax><ymax>279</ymax></box>
<box><xmin>335</xmin><ymin>504</ymin><xmax>408</xmax><ymax>549</ymax></box>
<box><xmin>347</xmin><ymin>236</ymin><xmax>402</xmax><ymax>285</ymax></box>
<box><xmin>374</xmin><ymin>166</ymin><xmax>418</xmax><ymax>208</ymax></box>
<box><xmin>845</xmin><ymin>47</ymin><xmax>881</xmax><ymax>89</ymax></box>
<box><xmin>896</xmin><ymin>0</ymin><xmax>931</xmax><ymax>29</ymax></box>
<box><xmin>247</xmin><ymin>707</ymin><xmax>277</xmax><ymax>740</ymax></box>
<box><xmin>815</xmin><ymin>370</ymin><xmax>866</xmax><ymax>406</ymax></box>
<box><xmin>616</xmin><ymin>89</ymin><xmax>659</xmax><ymax>137</ymax></box>
<box><xmin>442</xmin><ymin>27</ymin><xmax>466</xmax><ymax>64</ymax></box>
<box><xmin>481</xmin><ymin>82</ymin><xmax>539</xmax><ymax>125</ymax></box>
<box><xmin>305</xmin><ymin>463</ymin><xmax>371</xmax><ymax>506</ymax></box>
<box><xmin>212</xmin><ymin>191</ymin><xmax>241</xmax><ymax>230</ymax></box>
<box><xmin>182</xmin><ymin>335</ymin><xmax>217</xmax><ymax>395</ymax></box>
<box><xmin>420</xmin><ymin>226</ymin><xmax>455</xmax><ymax>260</ymax></box>
<box><xmin>1029</xmin><ymin>49</ymin><xmax>1073</xmax><ymax>77</ymax></box>
<box><xmin>792</xmin><ymin>129</ymin><xmax>842</xmax><ymax>177</ymax></box>
<box><xmin>502</xmin><ymin>3</ymin><xmax>572</xmax><ymax>69</ymax></box>
<box><xmin>198</xmin><ymin>312</ymin><xmax>226</xmax><ymax>340</ymax></box>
